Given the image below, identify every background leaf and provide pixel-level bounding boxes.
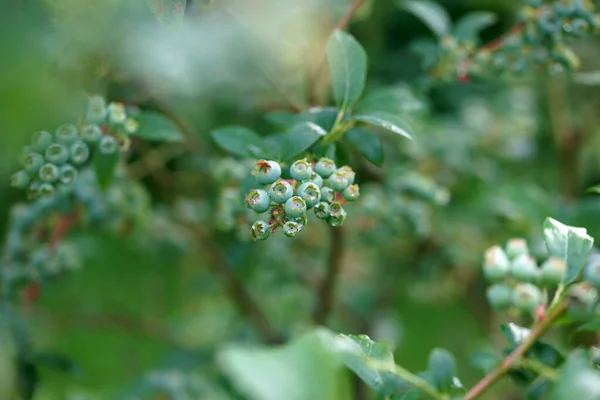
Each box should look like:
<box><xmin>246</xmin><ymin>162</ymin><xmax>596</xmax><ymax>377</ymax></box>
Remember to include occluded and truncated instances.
<box><xmin>353</xmin><ymin>112</ymin><xmax>414</xmax><ymax>141</ymax></box>
<box><xmin>400</xmin><ymin>0</ymin><xmax>451</xmax><ymax>37</ymax></box>
<box><xmin>427</xmin><ymin>348</ymin><xmax>456</xmax><ymax>392</ymax></box>
<box><xmin>327</xmin><ymin>30</ymin><xmax>368</xmax><ymax>112</ymax></box>
<box><xmin>281</xmin><ymin>122</ymin><xmax>327</xmax><ymax>161</ymax></box>
<box><xmin>93</xmin><ymin>151</ymin><xmax>119</xmax><ymax>190</ymax></box>
<box><xmin>211</xmin><ymin>126</ymin><xmax>267</xmax><ymax>158</ymax></box>
<box><xmin>452</xmin><ymin>11</ymin><xmax>497</xmax><ymax>40</ymax></box>
<box><xmin>345</xmin><ymin>127</ymin><xmax>384</xmax><ymax>166</ymax></box>
<box><xmin>136</xmin><ymin>111</ymin><xmax>184</xmax><ymax>143</ymax></box>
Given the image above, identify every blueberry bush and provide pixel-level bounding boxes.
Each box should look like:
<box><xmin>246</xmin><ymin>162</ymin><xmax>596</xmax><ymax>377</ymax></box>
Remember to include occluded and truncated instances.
<box><xmin>2</xmin><ymin>0</ymin><xmax>600</xmax><ymax>399</ymax></box>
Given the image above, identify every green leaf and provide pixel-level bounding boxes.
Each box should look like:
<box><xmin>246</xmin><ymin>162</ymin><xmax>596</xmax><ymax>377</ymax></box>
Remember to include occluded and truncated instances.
<box><xmin>345</xmin><ymin>127</ymin><xmax>384</xmax><ymax>166</ymax></box>
<box><xmin>355</xmin><ymin>85</ymin><xmax>424</xmax><ymax>116</ymax></box>
<box><xmin>93</xmin><ymin>151</ymin><xmax>119</xmax><ymax>190</ymax></box>
<box><xmin>146</xmin><ymin>0</ymin><xmax>186</xmax><ymax>27</ymax></box>
<box><xmin>265</xmin><ymin>111</ymin><xmax>296</xmax><ymax>128</ymax></box>
<box><xmin>32</xmin><ymin>352</ymin><xmax>82</xmax><ymax>375</ymax></box>
<box><xmin>400</xmin><ymin>0</ymin><xmax>451</xmax><ymax>37</ymax></box>
<box><xmin>427</xmin><ymin>348</ymin><xmax>456</xmax><ymax>392</ymax></box>
<box><xmin>576</xmin><ymin>319</ymin><xmax>600</xmax><ymax>332</ymax></box>
<box><xmin>136</xmin><ymin>111</ymin><xmax>184</xmax><ymax>143</ymax></box>
<box><xmin>281</xmin><ymin>122</ymin><xmax>327</xmax><ymax>161</ymax></box>
<box><xmin>542</xmin><ymin>218</ymin><xmax>594</xmax><ymax>283</ymax></box>
<box><xmin>327</xmin><ymin>30</ymin><xmax>367</xmax><ymax>112</ymax></box>
<box><xmin>353</xmin><ymin>112</ymin><xmax>414</xmax><ymax>141</ymax></box>
<box><xmin>469</xmin><ymin>350</ymin><xmax>500</xmax><ymax>374</ymax></box>
<box><xmin>211</xmin><ymin>126</ymin><xmax>267</xmax><ymax>158</ymax></box>
<box><xmin>295</xmin><ymin>107</ymin><xmax>340</xmax><ymax>133</ymax></box>
<box><xmin>452</xmin><ymin>12</ymin><xmax>497</xmax><ymax>40</ymax></box>
<box><xmin>551</xmin><ymin>350</ymin><xmax>600</xmax><ymax>399</ymax></box>
<box><xmin>587</xmin><ymin>184</ymin><xmax>600</xmax><ymax>193</ymax></box>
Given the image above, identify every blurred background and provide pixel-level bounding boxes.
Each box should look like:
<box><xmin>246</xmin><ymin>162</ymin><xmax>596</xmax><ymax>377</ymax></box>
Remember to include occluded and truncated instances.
<box><xmin>1</xmin><ymin>0</ymin><xmax>600</xmax><ymax>399</ymax></box>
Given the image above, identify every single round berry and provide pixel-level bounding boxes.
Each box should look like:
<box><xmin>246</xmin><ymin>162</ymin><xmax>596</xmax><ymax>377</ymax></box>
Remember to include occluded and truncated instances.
<box><xmin>510</xmin><ymin>254</ymin><xmax>539</xmax><ymax>283</ymax></box>
<box><xmin>584</xmin><ymin>259</ymin><xmax>600</xmax><ymax>291</ymax></box>
<box><xmin>307</xmin><ymin>171</ymin><xmax>324</xmax><ymax>187</ymax></box>
<box><xmin>328</xmin><ymin>207</ymin><xmax>347</xmax><ymax>227</ymax></box>
<box><xmin>250</xmin><ymin>220</ymin><xmax>271</xmax><ymax>241</ymax></box>
<box><xmin>505</xmin><ymin>238</ymin><xmax>529</xmax><ymax>259</ymax></box>
<box><xmin>108</xmin><ymin>103</ymin><xmax>127</xmax><ymax>125</ymax></box>
<box><xmin>254</xmin><ymin>160</ymin><xmax>282</xmax><ymax>185</ymax></box>
<box><xmin>343</xmin><ymin>184</ymin><xmax>360</xmax><ymax>202</ymax></box>
<box><xmin>124</xmin><ymin>118</ymin><xmax>139</xmax><ymax>134</ymax></box>
<box><xmin>338</xmin><ymin>165</ymin><xmax>356</xmax><ymax>184</ymax></box>
<box><xmin>117</xmin><ymin>134</ymin><xmax>131</xmax><ymax>152</ymax></box>
<box><xmin>327</xmin><ymin>170</ymin><xmax>351</xmax><ymax>192</ymax></box>
<box><xmin>245</xmin><ymin>189</ymin><xmax>271</xmax><ymax>213</ymax></box>
<box><xmin>80</xmin><ymin>124</ymin><xmax>102</xmax><ymax>144</ymax></box>
<box><xmin>512</xmin><ymin>283</ymin><xmax>542</xmax><ymax>313</ymax></box>
<box><xmin>315</xmin><ymin>158</ymin><xmax>336</xmax><ymax>178</ymax></box>
<box><xmin>284</xmin><ymin>196</ymin><xmax>307</xmax><ymax>218</ymax></box>
<box><xmin>296</xmin><ymin>182</ymin><xmax>321</xmax><ymax>208</ymax></box>
<box><xmin>268</xmin><ymin>180</ymin><xmax>294</xmax><ymax>204</ymax></box>
<box><xmin>31</xmin><ymin>131</ymin><xmax>53</xmax><ymax>153</ymax></box>
<box><xmin>27</xmin><ymin>180</ymin><xmax>41</xmax><ymax>199</ymax></box>
<box><xmin>290</xmin><ymin>158</ymin><xmax>313</xmax><ymax>181</ymax></box>
<box><xmin>99</xmin><ymin>135</ymin><xmax>119</xmax><ymax>155</ymax></box>
<box><xmin>38</xmin><ymin>163</ymin><xmax>59</xmax><ymax>183</ymax></box>
<box><xmin>45</xmin><ymin>144</ymin><xmax>69</xmax><ymax>164</ymax></box>
<box><xmin>486</xmin><ymin>283</ymin><xmax>513</xmax><ymax>310</ymax></box>
<box><xmin>70</xmin><ymin>141</ymin><xmax>90</xmax><ymax>165</ymax></box>
<box><xmin>55</xmin><ymin>123</ymin><xmax>79</xmax><ymax>145</ymax></box>
<box><xmin>24</xmin><ymin>153</ymin><xmax>44</xmax><ymax>174</ymax></box>
<box><xmin>59</xmin><ymin>164</ymin><xmax>78</xmax><ymax>185</ymax></box>
<box><xmin>554</xmin><ymin>0</ymin><xmax>576</xmax><ymax>17</ymax></box>
<box><xmin>293</xmin><ymin>214</ymin><xmax>308</xmax><ymax>230</ymax></box>
<box><xmin>283</xmin><ymin>221</ymin><xmax>301</xmax><ymax>237</ymax></box>
<box><xmin>10</xmin><ymin>170</ymin><xmax>30</xmax><ymax>189</ymax></box>
<box><xmin>314</xmin><ymin>202</ymin><xmax>331</xmax><ymax>220</ymax></box>
<box><xmin>39</xmin><ymin>182</ymin><xmax>55</xmax><ymax>198</ymax></box>
<box><xmin>483</xmin><ymin>246</ymin><xmax>511</xmax><ymax>282</ymax></box>
<box><xmin>567</xmin><ymin>282</ymin><xmax>598</xmax><ymax>320</ymax></box>
<box><xmin>320</xmin><ymin>186</ymin><xmax>336</xmax><ymax>203</ymax></box>
<box><xmin>86</xmin><ymin>100</ymin><xmax>107</xmax><ymax>124</ymax></box>
<box><xmin>540</xmin><ymin>257</ymin><xmax>566</xmax><ymax>286</ymax></box>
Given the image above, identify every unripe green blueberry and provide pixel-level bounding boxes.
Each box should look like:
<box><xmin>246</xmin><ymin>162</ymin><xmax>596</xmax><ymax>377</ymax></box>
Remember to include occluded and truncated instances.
<box><xmin>483</xmin><ymin>246</ymin><xmax>511</xmax><ymax>282</ymax></box>
<box><xmin>284</xmin><ymin>196</ymin><xmax>307</xmax><ymax>218</ymax></box>
<box><xmin>540</xmin><ymin>256</ymin><xmax>566</xmax><ymax>286</ymax></box>
<box><xmin>328</xmin><ymin>207</ymin><xmax>347</xmax><ymax>227</ymax></box>
<box><xmin>567</xmin><ymin>282</ymin><xmax>598</xmax><ymax>320</ymax></box>
<box><xmin>116</xmin><ymin>133</ymin><xmax>131</xmax><ymax>152</ymax></box>
<box><xmin>338</xmin><ymin>166</ymin><xmax>356</xmax><ymax>184</ymax></box>
<box><xmin>268</xmin><ymin>179</ymin><xmax>294</xmax><ymax>204</ymax></box>
<box><xmin>31</xmin><ymin>131</ymin><xmax>53</xmax><ymax>153</ymax></box>
<box><xmin>244</xmin><ymin>189</ymin><xmax>271</xmax><ymax>213</ymax></box>
<box><xmin>24</xmin><ymin>152</ymin><xmax>44</xmax><ymax>174</ymax></box>
<box><xmin>86</xmin><ymin>96</ymin><xmax>107</xmax><ymax>124</ymax></box>
<box><xmin>510</xmin><ymin>254</ymin><xmax>540</xmax><ymax>283</ymax></box>
<box><xmin>70</xmin><ymin>141</ymin><xmax>90</xmax><ymax>165</ymax></box>
<box><xmin>39</xmin><ymin>182</ymin><xmax>55</xmax><ymax>198</ymax></box>
<box><xmin>55</xmin><ymin>123</ymin><xmax>79</xmax><ymax>145</ymax></box>
<box><xmin>486</xmin><ymin>283</ymin><xmax>513</xmax><ymax>310</ymax></box>
<box><xmin>108</xmin><ymin>102</ymin><xmax>127</xmax><ymax>125</ymax></box>
<box><xmin>506</xmin><ymin>238</ymin><xmax>529</xmax><ymax>259</ymax></box>
<box><xmin>320</xmin><ymin>186</ymin><xmax>336</xmax><ymax>203</ymax></box>
<box><xmin>38</xmin><ymin>163</ymin><xmax>59</xmax><ymax>183</ymax></box>
<box><xmin>584</xmin><ymin>258</ymin><xmax>600</xmax><ymax>290</ymax></box>
<box><xmin>296</xmin><ymin>182</ymin><xmax>321</xmax><ymax>208</ymax></box>
<box><xmin>250</xmin><ymin>220</ymin><xmax>271</xmax><ymax>241</ymax></box>
<box><xmin>26</xmin><ymin>180</ymin><xmax>42</xmax><ymax>198</ymax></box>
<box><xmin>124</xmin><ymin>118</ymin><xmax>139</xmax><ymax>134</ymax></box>
<box><xmin>254</xmin><ymin>160</ymin><xmax>282</xmax><ymax>185</ymax></box>
<box><xmin>283</xmin><ymin>220</ymin><xmax>301</xmax><ymax>237</ymax></box>
<box><xmin>569</xmin><ymin>18</ymin><xmax>589</xmax><ymax>36</ymax></box>
<box><xmin>554</xmin><ymin>1</ymin><xmax>576</xmax><ymax>17</ymax></box>
<box><xmin>290</xmin><ymin>158</ymin><xmax>313</xmax><ymax>181</ymax></box>
<box><xmin>59</xmin><ymin>164</ymin><xmax>78</xmax><ymax>185</ymax></box>
<box><xmin>293</xmin><ymin>214</ymin><xmax>308</xmax><ymax>230</ymax></box>
<box><xmin>45</xmin><ymin>144</ymin><xmax>69</xmax><ymax>164</ymax></box>
<box><xmin>343</xmin><ymin>184</ymin><xmax>360</xmax><ymax>202</ymax></box>
<box><xmin>10</xmin><ymin>170</ymin><xmax>30</xmax><ymax>189</ymax></box>
<box><xmin>315</xmin><ymin>158</ymin><xmax>336</xmax><ymax>178</ymax></box>
<box><xmin>98</xmin><ymin>135</ymin><xmax>119</xmax><ymax>155</ymax></box>
<box><xmin>314</xmin><ymin>202</ymin><xmax>331</xmax><ymax>220</ymax></box>
<box><xmin>307</xmin><ymin>172</ymin><xmax>324</xmax><ymax>188</ymax></box>
<box><xmin>512</xmin><ymin>283</ymin><xmax>543</xmax><ymax>313</ymax></box>
<box><xmin>80</xmin><ymin>124</ymin><xmax>102</xmax><ymax>144</ymax></box>
<box><xmin>327</xmin><ymin>170</ymin><xmax>351</xmax><ymax>192</ymax></box>
<box><xmin>538</xmin><ymin>11</ymin><xmax>561</xmax><ymax>35</ymax></box>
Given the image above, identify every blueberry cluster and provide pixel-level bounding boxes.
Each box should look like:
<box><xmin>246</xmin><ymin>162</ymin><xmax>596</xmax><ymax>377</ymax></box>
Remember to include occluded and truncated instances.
<box><xmin>483</xmin><ymin>238</ymin><xmax>599</xmax><ymax>317</ymax></box>
<box><xmin>245</xmin><ymin>158</ymin><xmax>359</xmax><ymax>241</ymax></box>
<box><xmin>11</xmin><ymin>96</ymin><xmax>137</xmax><ymax>199</ymax></box>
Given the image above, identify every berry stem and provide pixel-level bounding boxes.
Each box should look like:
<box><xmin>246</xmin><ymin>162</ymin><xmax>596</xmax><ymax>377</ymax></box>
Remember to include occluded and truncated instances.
<box><xmin>313</xmin><ymin>225</ymin><xmax>345</xmax><ymax>324</ymax></box>
<box><xmin>464</xmin><ymin>302</ymin><xmax>567</xmax><ymax>400</ymax></box>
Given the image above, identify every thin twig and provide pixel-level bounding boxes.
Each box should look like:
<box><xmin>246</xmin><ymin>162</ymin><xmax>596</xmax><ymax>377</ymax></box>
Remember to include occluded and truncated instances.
<box><xmin>465</xmin><ymin>303</ymin><xmax>567</xmax><ymax>399</ymax></box>
<box><xmin>177</xmin><ymin>219</ymin><xmax>285</xmax><ymax>344</ymax></box>
<box><xmin>313</xmin><ymin>225</ymin><xmax>345</xmax><ymax>324</ymax></box>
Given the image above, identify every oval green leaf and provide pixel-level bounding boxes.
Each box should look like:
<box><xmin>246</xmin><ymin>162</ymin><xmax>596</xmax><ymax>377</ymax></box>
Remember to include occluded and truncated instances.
<box><xmin>452</xmin><ymin>11</ymin><xmax>497</xmax><ymax>41</ymax></box>
<box><xmin>345</xmin><ymin>127</ymin><xmax>384</xmax><ymax>166</ymax></box>
<box><xmin>211</xmin><ymin>126</ymin><xmax>266</xmax><ymax>158</ymax></box>
<box><xmin>400</xmin><ymin>0</ymin><xmax>451</xmax><ymax>37</ymax></box>
<box><xmin>136</xmin><ymin>111</ymin><xmax>185</xmax><ymax>143</ymax></box>
<box><xmin>93</xmin><ymin>151</ymin><xmax>119</xmax><ymax>191</ymax></box>
<box><xmin>427</xmin><ymin>348</ymin><xmax>456</xmax><ymax>392</ymax></box>
<box><xmin>327</xmin><ymin>30</ymin><xmax>367</xmax><ymax>112</ymax></box>
<box><xmin>353</xmin><ymin>112</ymin><xmax>414</xmax><ymax>141</ymax></box>
<box><xmin>282</xmin><ymin>122</ymin><xmax>327</xmax><ymax>161</ymax></box>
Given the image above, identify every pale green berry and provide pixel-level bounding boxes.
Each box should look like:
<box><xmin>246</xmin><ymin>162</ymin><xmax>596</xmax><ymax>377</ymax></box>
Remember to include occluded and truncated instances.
<box><xmin>296</xmin><ymin>182</ymin><xmax>321</xmax><ymax>208</ymax></box>
<box><xmin>506</xmin><ymin>238</ymin><xmax>529</xmax><ymax>259</ymax></box>
<box><xmin>99</xmin><ymin>135</ymin><xmax>119</xmax><ymax>154</ymax></box>
<box><xmin>343</xmin><ymin>184</ymin><xmax>360</xmax><ymax>202</ymax></box>
<box><xmin>39</xmin><ymin>182</ymin><xmax>55</xmax><ymax>198</ymax></box>
<box><xmin>80</xmin><ymin>124</ymin><xmax>102</xmax><ymax>144</ymax></box>
<box><xmin>245</xmin><ymin>189</ymin><xmax>271</xmax><ymax>213</ymax></box>
<box><xmin>315</xmin><ymin>158</ymin><xmax>336</xmax><ymax>178</ymax></box>
<box><xmin>124</xmin><ymin>118</ymin><xmax>139</xmax><ymax>134</ymax></box>
<box><xmin>283</xmin><ymin>221</ymin><xmax>301</xmax><ymax>237</ymax></box>
<box><xmin>293</xmin><ymin>214</ymin><xmax>308</xmax><ymax>231</ymax></box>
<box><xmin>108</xmin><ymin>102</ymin><xmax>127</xmax><ymax>125</ymax></box>
<box><xmin>24</xmin><ymin>153</ymin><xmax>44</xmax><ymax>174</ymax></box>
<box><xmin>45</xmin><ymin>144</ymin><xmax>69</xmax><ymax>164</ymax></box>
<box><xmin>254</xmin><ymin>160</ymin><xmax>282</xmax><ymax>185</ymax></box>
<box><xmin>31</xmin><ymin>131</ymin><xmax>53</xmax><ymax>153</ymax></box>
<box><xmin>284</xmin><ymin>196</ymin><xmax>307</xmax><ymax>218</ymax></box>
<box><xmin>486</xmin><ymin>283</ymin><xmax>513</xmax><ymax>310</ymax></box>
<box><xmin>86</xmin><ymin>97</ymin><xmax>107</xmax><ymax>124</ymax></box>
<box><xmin>268</xmin><ymin>179</ymin><xmax>293</xmax><ymax>204</ymax></box>
<box><xmin>290</xmin><ymin>158</ymin><xmax>313</xmax><ymax>181</ymax></box>
<box><xmin>38</xmin><ymin>163</ymin><xmax>59</xmax><ymax>183</ymax></box>
<box><xmin>250</xmin><ymin>220</ymin><xmax>271</xmax><ymax>241</ymax></box>
<box><xmin>55</xmin><ymin>123</ymin><xmax>79</xmax><ymax>145</ymax></box>
<box><xmin>510</xmin><ymin>254</ymin><xmax>540</xmax><ymax>283</ymax></box>
<box><xmin>584</xmin><ymin>258</ymin><xmax>600</xmax><ymax>291</ymax></box>
<box><xmin>320</xmin><ymin>186</ymin><xmax>336</xmax><ymax>203</ymax></box>
<box><xmin>10</xmin><ymin>170</ymin><xmax>30</xmax><ymax>189</ymax></box>
<box><xmin>540</xmin><ymin>257</ymin><xmax>566</xmax><ymax>286</ymax></box>
<box><xmin>512</xmin><ymin>283</ymin><xmax>542</xmax><ymax>313</ymax></box>
<box><xmin>328</xmin><ymin>208</ymin><xmax>347</xmax><ymax>227</ymax></box>
<box><xmin>314</xmin><ymin>202</ymin><xmax>331</xmax><ymax>220</ymax></box>
<box><xmin>327</xmin><ymin>170</ymin><xmax>350</xmax><ymax>192</ymax></box>
<box><xmin>27</xmin><ymin>180</ymin><xmax>42</xmax><ymax>199</ymax></box>
<box><xmin>59</xmin><ymin>165</ymin><xmax>78</xmax><ymax>186</ymax></box>
<box><xmin>483</xmin><ymin>246</ymin><xmax>511</xmax><ymax>282</ymax></box>
<box><xmin>567</xmin><ymin>282</ymin><xmax>598</xmax><ymax>320</ymax></box>
<box><xmin>338</xmin><ymin>165</ymin><xmax>356</xmax><ymax>184</ymax></box>
<box><xmin>308</xmin><ymin>172</ymin><xmax>323</xmax><ymax>188</ymax></box>
<box><xmin>69</xmin><ymin>141</ymin><xmax>90</xmax><ymax>165</ymax></box>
